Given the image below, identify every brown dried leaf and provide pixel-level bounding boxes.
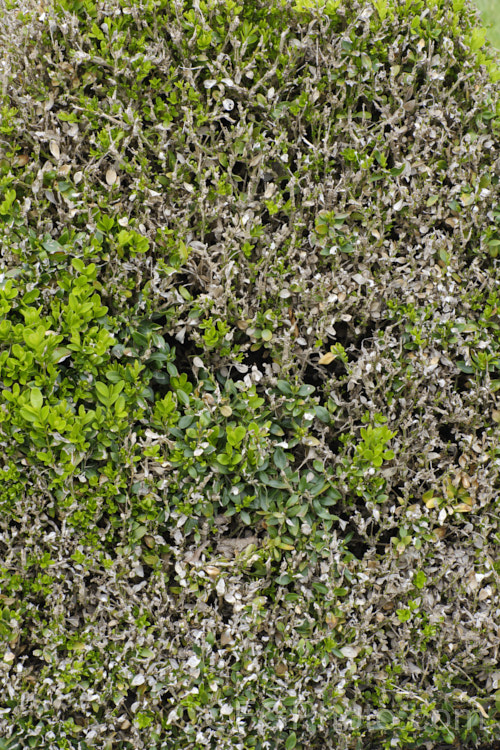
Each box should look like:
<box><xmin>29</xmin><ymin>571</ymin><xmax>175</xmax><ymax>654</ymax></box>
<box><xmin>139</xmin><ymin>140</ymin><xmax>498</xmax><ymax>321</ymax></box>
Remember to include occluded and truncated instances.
<box><xmin>275</xmin><ymin>662</ymin><xmax>287</xmax><ymax>676</ymax></box>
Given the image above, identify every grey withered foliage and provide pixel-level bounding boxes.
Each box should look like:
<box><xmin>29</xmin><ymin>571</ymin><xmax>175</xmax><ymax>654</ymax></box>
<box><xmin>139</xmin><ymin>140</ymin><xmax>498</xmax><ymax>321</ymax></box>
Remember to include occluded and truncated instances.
<box><xmin>1</xmin><ymin>0</ymin><xmax>500</xmax><ymax>747</ymax></box>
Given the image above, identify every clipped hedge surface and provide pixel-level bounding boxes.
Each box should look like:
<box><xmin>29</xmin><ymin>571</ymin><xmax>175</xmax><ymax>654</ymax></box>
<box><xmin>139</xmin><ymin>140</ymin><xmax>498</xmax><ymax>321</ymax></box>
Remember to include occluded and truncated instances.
<box><xmin>1</xmin><ymin>0</ymin><xmax>500</xmax><ymax>747</ymax></box>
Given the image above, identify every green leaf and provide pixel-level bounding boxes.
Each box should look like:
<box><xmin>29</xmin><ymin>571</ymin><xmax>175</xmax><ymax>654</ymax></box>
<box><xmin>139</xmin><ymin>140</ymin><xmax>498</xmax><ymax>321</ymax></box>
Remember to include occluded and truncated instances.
<box><xmin>298</xmin><ymin>384</ymin><xmax>315</xmax><ymax>397</ymax></box>
<box><xmin>20</xmin><ymin>406</ymin><xmax>39</xmax><ymax>422</ymax></box>
<box><xmin>312</xmin><ymin>500</ymin><xmax>332</xmax><ymax>520</ymax></box>
<box><xmin>273</xmin><ymin>447</ymin><xmax>287</xmax><ymax>470</ymax></box>
<box><xmin>312</xmin><ymin>581</ymin><xmax>328</xmax><ymax>594</ymax></box>
<box><xmin>114</xmin><ymin>395</ymin><xmax>126</xmax><ymax>414</ymax></box>
<box><xmin>276</xmin><ymin>574</ymin><xmax>292</xmax><ymax>585</ymax></box>
<box><xmin>396</xmin><ymin>608</ymin><xmax>411</xmax><ymax>622</ymax></box>
<box><xmin>50</xmin><ymin>347</ymin><xmax>72</xmax><ymax>363</ymax></box>
<box><xmin>95</xmin><ymin>381</ymin><xmax>110</xmax><ymax>399</ymax></box>
<box><xmin>378</xmin><ymin>709</ymin><xmax>393</xmax><ymax>725</ymax></box>
<box><xmin>240</xmin><ymin>511</ymin><xmax>252</xmax><ymax>525</ymax></box>
<box><xmin>389</xmin><ymin>164</ymin><xmax>405</xmax><ymax>177</ymax></box>
<box><xmin>178</xmin><ymin>285</ymin><xmax>192</xmax><ymax>301</ymax></box>
<box><xmin>265</xmin><ymin>478</ymin><xmax>288</xmax><ymax>489</ymax></box>
<box><xmin>276</xmin><ymin>380</ymin><xmax>293</xmax><ymax>396</ymax></box>
<box><xmin>227</xmin><ymin>425</ymin><xmax>246</xmax><ymax>446</ymax></box>
<box><xmin>334</xmin><ymin>587</ymin><xmax>348</xmax><ymax>597</ymax></box>
<box><xmin>177</xmin><ymin>389</ymin><xmax>190</xmax><ymax>406</ymax></box>
<box><xmin>285</xmin><ymin>732</ymin><xmax>297</xmax><ymax>749</ymax></box>
<box><xmin>270</xmin><ymin>423</ymin><xmax>285</xmax><ymax>436</ymax></box>
<box><xmin>130</xmin><ymin>525</ymin><xmax>148</xmax><ymax>543</ymax></box>
<box><xmin>309</xmin><ymin>479</ymin><xmax>327</xmax><ymax>496</ymax></box>
<box><xmin>314</xmin><ymin>405</ymin><xmax>331</xmax><ymax>423</ymax></box>
<box><xmin>30</xmin><ymin>388</ymin><xmax>43</xmax><ymax>410</ymax></box>
<box><xmin>414</xmin><ymin>570</ymin><xmax>427</xmax><ymax>589</ymax></box>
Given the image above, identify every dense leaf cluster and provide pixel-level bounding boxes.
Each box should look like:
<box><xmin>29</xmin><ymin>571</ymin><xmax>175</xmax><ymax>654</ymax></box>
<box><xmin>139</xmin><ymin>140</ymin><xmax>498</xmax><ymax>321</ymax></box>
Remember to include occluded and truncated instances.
<box><xmin>1</xmin><ymin>0</ymin><xmax>500</xmax><ymax>747</ymax></box>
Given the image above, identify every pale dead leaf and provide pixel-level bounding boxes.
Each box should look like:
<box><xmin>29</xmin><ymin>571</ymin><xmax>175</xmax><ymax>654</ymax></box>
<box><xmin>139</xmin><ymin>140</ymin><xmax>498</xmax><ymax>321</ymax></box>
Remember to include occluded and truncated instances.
<box><xmin>49</xmin><ymin>140</ymin><xmax>60</xmax><ymax>159</ymax></box>
<box><xmin>106</xmin><ymin>167</ymin><xmax>117</xmax><ymax>185</ymax></box>
<box><xmin>205</xmin><ymin>566</ymin><xmax>221</xmax><ymax>578</ymax></box>
<box><xmin>220</xmin><ymin>630</ymin><xmax>233</xmax><ymax>647</ymax></box>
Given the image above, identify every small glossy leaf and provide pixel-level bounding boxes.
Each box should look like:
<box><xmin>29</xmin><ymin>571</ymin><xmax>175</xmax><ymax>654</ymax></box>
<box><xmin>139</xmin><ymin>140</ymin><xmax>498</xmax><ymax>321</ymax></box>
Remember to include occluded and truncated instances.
<box><xmin>273</xmin><ymin>447</ymin><xmax>287</xmax><ymax>470</ymax></box>
<box><xmin>30</xmin><ymin>388</ymin><xmax>43</xmax><ymax>410</ymax></box>
<box><xmin>314</xmin><ymin>405</ymin><xmax>331</xmax><ymax>423</ymax></box>
<box><xmin>277</xmin><ymin>380</ymin><xmax>293</xmax><ymax>396</ymax></box>
<box><xmin>298</xmin><ymin>384</ymin><xmax>315</xmax><ymax>397</ymax></box>
<box><xmin>95</xmin><ymin>381</ymin><xmax>109</xmax><ymax>399</ymax></box>
<box><xmin>276</xmin><ymin>574</ymin><xmax>292</xmax><ymax>585</ymax></box>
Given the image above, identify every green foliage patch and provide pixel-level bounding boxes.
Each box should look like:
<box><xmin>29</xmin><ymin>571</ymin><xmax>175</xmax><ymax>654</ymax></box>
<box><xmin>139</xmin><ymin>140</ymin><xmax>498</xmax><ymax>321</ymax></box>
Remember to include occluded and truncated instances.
<box><xmin>1</xmin><ymin>0</ymin><xmax>500</xmax><ymax>747</ymax></box>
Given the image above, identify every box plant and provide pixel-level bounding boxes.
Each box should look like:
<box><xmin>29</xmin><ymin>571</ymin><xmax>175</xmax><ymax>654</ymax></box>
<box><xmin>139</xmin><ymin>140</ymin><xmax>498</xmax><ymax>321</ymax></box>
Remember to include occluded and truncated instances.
<box><xmin>1</xmin><ymin>0</ymin><xmax>500</xmax><ymax>747</ymax></box>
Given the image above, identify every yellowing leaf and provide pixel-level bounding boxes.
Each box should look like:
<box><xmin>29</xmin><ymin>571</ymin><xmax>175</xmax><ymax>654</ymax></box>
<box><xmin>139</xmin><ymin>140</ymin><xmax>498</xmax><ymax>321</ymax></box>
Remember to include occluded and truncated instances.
<box><xmin>303</xmin><ymin>436</ymin><xmax>321</xmax><ymax>446</ymax></box>
<box><xmin>425</xmin><ymin>497</ymin><xmax>439</xmax><ymax>509</ymax></box>
<box><xmin>453</xmin><ymin>503</ymin><xmax>472</xmax><ymax>513</ymax></box>
<box><xmin>460</xmin><ymin>192</ymin><xmax>474</xmax><ymax>206</ymax></box>
<box><xmin>220</xmin><ymin>405</ymin><xmax>232</xmax><ymax>417</ymax></box>
<box><xmin>318</xmin><ymin>351</ymin><xmax>335</xmax><ymax>365</ymax></box>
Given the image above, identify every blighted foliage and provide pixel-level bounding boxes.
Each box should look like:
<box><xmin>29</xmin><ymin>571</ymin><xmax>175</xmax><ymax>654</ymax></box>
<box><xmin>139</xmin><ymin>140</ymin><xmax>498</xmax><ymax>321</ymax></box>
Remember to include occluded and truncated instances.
<box><xmin>1</xmin><ymin>0</ymin><xmax>500</xmax><ymax>747</ymax></box>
